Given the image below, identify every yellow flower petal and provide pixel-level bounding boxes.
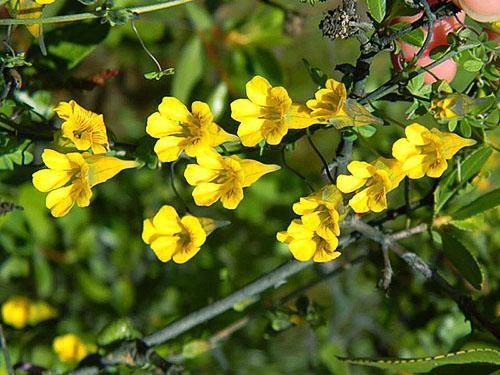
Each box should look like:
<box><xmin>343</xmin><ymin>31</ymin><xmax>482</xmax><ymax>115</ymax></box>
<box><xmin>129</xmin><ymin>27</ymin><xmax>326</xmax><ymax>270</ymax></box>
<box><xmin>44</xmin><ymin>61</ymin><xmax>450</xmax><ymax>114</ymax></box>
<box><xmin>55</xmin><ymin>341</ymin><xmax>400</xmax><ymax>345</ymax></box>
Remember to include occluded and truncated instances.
<box><xmin>239</xmin><ymin>158</ymin><xmax>280</xmax><ymax>187</ymax></box>
<box><xmin>438</xmin><ymin>130</ymin><xmax>477</xmax><ymax>159</ymax></box>
<box><xmin>262</xmin><ymin>119</ymin><xmax>287</xmax><ymax>145</ymax></box>
<box><xmin>220</xmin><ymin>185</ymin><xmax>244</xmax><ymax>209</ymax></box>
<box><xmin>192</xmin><ymin>183</ymin><xmax>223</xmax><ymax>207</ymax></box>
<box><xmin>142</xmin><ymin>218</ymin><xmax>157</xmax><ymax>244</ymax></box>
<box><xmin>347</xmin><ymin>161</ymin><xmax>375</xmax><ymax>178</ymax></box>
<box><xmin>153</xmin><ymin>136</ymin><xmax>186</xmax><ymax>162</ymax></box>
<box><xmin>191</xmin><ymin>101</ymin><xmax>214</xmax><ymax>125</ymax></box>
<box><xmin>427</xmin><ymin>158</ymin><xmax>448</xmax><ymax>178</ymax></box>
<box><xmin>289</xmin><ymin>238</ymin><xmax>317</xmax><ymax>261</ymax></box>
<box><xmin>181</xmin><ymin>215</ymin><xmax>207</xmax><ymax>248</ymax></box>
<box><xmin>150</xmin><ymin>236</ymin><xmax>179</xmax><ymax>262</ymax></box>
<box><xmin>158</xmin><ymin>97</ymin><xmax>191</xmax><ymax>123</ymax></box>
<box><xmin>246</xmin><ymin>76</ymin><xmax>272</xmax><ymax>106</ymax></box>
<box><xmin>85</xmin><ymin>155</ymin><xmax>138</xmax><ymax>187</ymax></box>
<box><xmin>184</xmin><ymin>164</ymin><xmax>218</xmax><ymax>185</ymax></box>
<box><xmin>230</xmin><ymin>99</ymin><xmax>262</xmax><ymax>121</ymax></box>
<box><xmin>45</xmin><ymin>185</ymin><xmax>78</xmax><ymax>218</ymax></box>
<box><xmin>41</xmin><ymin>149</ymin><xmax>75</xmax><ymax>170</ymax></box>
<box><xmin>146</xmin><ymin>112</ymin><xmax>182</xmax><ymax>138</ymax></box>
<box><xmin>405</xmin><ymin>123</ymin><xmax>431</xmax><ymax>146</ymax></box>
<box><xmin>337</xmin><ymin>175</ymin><xmax>366</xmax><ymax>193</ymax></box>
<box><xmin>402</xmin><ymin>154</ymin><xmax>428</xmax><ymax>179</ymax></box>
<box><xmin>152</xmin><ymin>205</ymin><xmax>182</xmax><ymax>235</ymax></box>
<box><xmin>392</xmin><ymin>138</ymin><xmax>420</xmax><ymax>162</ymax></box>
<box><xmin>32</xmin><ymin>169</ymin><xmax>73</xmax><ymax>193</ymax></box>
<box><xmin>286</xmin><ymin>104</ymin><xmax>316</xmax><ymax>130</ymax></box>
<box><xmin>348</xmin><ymin>188</ymin><xmax>370</xmax><ymax>213</ymax></box>
<box><xmin>237</xmin><ymin>118</ymin><xmax>265</xmax><ymax>147</ymax></box>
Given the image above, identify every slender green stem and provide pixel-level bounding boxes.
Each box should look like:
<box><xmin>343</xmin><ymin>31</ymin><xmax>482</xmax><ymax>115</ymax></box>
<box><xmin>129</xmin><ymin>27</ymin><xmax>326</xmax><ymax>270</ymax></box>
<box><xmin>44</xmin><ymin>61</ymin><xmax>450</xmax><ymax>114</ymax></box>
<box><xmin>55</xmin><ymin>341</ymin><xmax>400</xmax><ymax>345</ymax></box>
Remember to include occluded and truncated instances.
<box><xmin>0</xmin><ymin>324</ymin><xmax>14</xmax><ymax>375</ymax></box>
<box><xmin>0</xmin><ymin>0</ymin><xmax>194</xmax><ymax>26</ymax></box>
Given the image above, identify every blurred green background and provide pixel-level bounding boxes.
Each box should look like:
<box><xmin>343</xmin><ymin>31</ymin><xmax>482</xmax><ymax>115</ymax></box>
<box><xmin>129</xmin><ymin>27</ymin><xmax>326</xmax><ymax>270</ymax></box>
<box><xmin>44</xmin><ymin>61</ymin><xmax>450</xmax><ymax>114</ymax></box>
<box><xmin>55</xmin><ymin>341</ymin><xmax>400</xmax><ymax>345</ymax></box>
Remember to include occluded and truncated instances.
<box><xmin>0</xmin><ymin>0</ymin><xmax>498</xmax><ymax>373</ymax></box>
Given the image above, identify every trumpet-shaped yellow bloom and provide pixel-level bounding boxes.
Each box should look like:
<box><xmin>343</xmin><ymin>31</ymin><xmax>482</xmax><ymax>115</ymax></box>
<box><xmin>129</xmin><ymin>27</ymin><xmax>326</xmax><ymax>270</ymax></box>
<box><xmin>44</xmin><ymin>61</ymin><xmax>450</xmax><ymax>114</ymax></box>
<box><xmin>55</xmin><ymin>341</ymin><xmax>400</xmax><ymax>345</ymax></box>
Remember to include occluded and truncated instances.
<box><xmin>278</xmin><ymin>185</ymin><xmax>343</xmax><ymax>262</ymax></box>
<box><xmin>292</xmin><ymin>185</ymin><xmax>343</xmax><ymax>238</ymax></box>
<box><xmin>32</xmin><ymin>149</ymin><xmax>138</xmax><ymax>217</ymax></box>
<box><xmin>53</xmin><ymin>334</ymin><xmax>89</xmax><ymax>363</ymax></box>
<box><xmin>54</xmin><ymin>101</ymin><xmax>109</xmax><ymax>154</ymax></box>
<box><xmin>306</xmin><ymin>78</ymin><xmax>347</xmax><ymax>123</ymax></box>
<box><xmin>147</xmin><ymin>98</ymin><xmax>237</xmax><ymax>162</ymax></box>
<box><xmin>392</xmin><ymin>123</ymin><xmax>476</xmax><ymax>179</ymax></box>
<box><xmin>142</xmin><ymin>205</ymin><xmax>214</xmax><ymax>263</ymax></box>
<box><xmin>1</xmin><ymin>296</ymin><xmax>30</xmax><ymax>329</ymax></box>
<box><xmin>184</xmin><ymin>150</ymin><xmax>280</xmax><ymax>209</ymax></box>
<box><xmin>337</xmin><ymin>158</ymin><xmax>405</xmax><ymax>213</ymax></box>
<box><xmin>277</xmin><ymin>219</ymin><xmax>341</xmax><ymax>262</ymax></box>
<box><xmin>1</xmin><ymin>296</ymin><xmax>56</xmax><ymax>329</ymax></box>
<box><xmin>231</xmin><ymin>76</ymin><xmax>315</xmax><ymax>146</ymax></box>
<box><xmin>430</xmin><ymin>96</ymin><xmax>460</xmax><ymax>120</ymax></box>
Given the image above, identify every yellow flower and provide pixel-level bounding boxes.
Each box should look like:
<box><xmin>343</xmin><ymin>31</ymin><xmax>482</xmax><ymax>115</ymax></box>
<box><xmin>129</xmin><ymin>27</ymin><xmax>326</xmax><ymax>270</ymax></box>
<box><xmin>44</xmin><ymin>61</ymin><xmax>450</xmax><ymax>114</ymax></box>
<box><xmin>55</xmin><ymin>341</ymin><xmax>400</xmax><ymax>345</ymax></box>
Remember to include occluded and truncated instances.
<box><xmin>1</xmin><ymin>296</ymin><xmax>30</xmax><ymax>329</ymax></box>
<box><xmin>292</xmin><ymin>185</ymin><xmax>343</xmax><ymax>238</ymax></box>
<box><xmin>184</xmin><ymin>150</ymin><xmax>280</xmax><ymax>209</ymax></box>
<box><xmin>337</xmin><ymin>158</ymin><xmax>405</xmax><ymax>213</ymax></box>
<box><xmin>142</xmin><ymin>205</ymin><xmax>213</xmax><ymax>263</ymax></box>
<box><xmin>277</xmin><ymin>185</ymin><xmax>343</xmax><ymax>262</ymax></box>
<box><xmin>230</xmin><ymin>76</ymin><xmax>315</xmax><ymax>146</ymax></box>
<box><xmin>306</xmin><ymin>78</ymin><xmax>347</xmax><ymax>123</ymax></box>
<box><xmin>277</xmin><ymin>219</ymin><xmax>341</xmax><ymax>262</ymax></box>
<box><xmin>146</xmin><ymin>98</ymin><xmax>238</xmax><ymax>162</ymax></box>
<box><xmin>392</xmin><ymin>123</ymin><xmax>476</xmax><ymax>179</ymax></box>
<box><xmin>32</xmin><ymin>149</ymin><xmax>138</xmax><ymax>217</ymax></box>
<box><xmin>28</xmin><ymin>301</ymin><xmax>57</xmax><ymax>324</ymax></box>
<box><xmin>430</xmin><ymin>95</ymin><xmax>460</xmax><ymax>120</ymax></box>
<box><xmin>53</xmin><ymin>334</ymin><xmax>89</xmax><ymax>364</ymax></box>
<box><xmin>35</xmin><ymin>0</ymin><xmax>56</xmax><ymax>3</ymax></box>
<box><xmin>1</xmin><ymin>297</ymin><xmax>56</xmax><ymax>329</ymax></box>
<box><xmin>54</xmin><ymin>101</ymin><xmax>109</xmax><ymax>154</ymax></box>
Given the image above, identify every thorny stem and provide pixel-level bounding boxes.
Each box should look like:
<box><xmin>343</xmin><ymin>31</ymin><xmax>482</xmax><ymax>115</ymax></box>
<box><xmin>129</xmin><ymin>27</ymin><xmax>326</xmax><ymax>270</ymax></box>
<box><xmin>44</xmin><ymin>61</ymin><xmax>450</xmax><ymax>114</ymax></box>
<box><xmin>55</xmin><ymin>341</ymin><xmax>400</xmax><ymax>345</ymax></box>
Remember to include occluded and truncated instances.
<box><xmin>0</xmin><ymin>0</ymin><xmax>194</xmax><ymax>25</ymax></box>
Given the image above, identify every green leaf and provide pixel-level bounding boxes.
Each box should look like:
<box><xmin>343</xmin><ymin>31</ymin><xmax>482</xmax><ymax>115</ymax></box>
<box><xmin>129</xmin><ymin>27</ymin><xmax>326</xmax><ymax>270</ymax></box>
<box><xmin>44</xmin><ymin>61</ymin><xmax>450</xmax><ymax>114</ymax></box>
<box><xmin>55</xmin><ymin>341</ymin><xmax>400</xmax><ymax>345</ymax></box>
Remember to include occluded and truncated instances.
<box><xmin>451</xmin><ymin>188</ymin><xmax>500</xmax><ymax>220</ymax></box>
<box><xmin>462</xmin><ymin>58</ymin><xmax>483</xmax><ymax>73</ymax></box>
<box><xmin>391</xmin><ymin>23</ymin><xmax>425</xmax><ymax>47</ymax></box>
<box><xmin>434</xmin><ymin>146</ymin><xmax>492</xmax><ymax>214</ymax></box>
<box><xmin>0</xmin><ymin>138</ymin><xmax>33</xmax><ymax>170</ymax></box>
<box><xmin>303</xmin><ymin>58</ymin><xmax>327</xmax><ymax>86</ymax></box>
<box><xmin>44</xmin><ymin>22</ymin><xmax>110</xmax><ymax>70</ymax></box>
<box><xmin>339</xmin><ymin>348</ymin><xmax>500</xmax><ymax>373</ymax></box>
<box><xmin>172</xmin><ymin>36</ymin><xmax>205</xmax><ymax>103</ymax></box>
<box><xmin>366</xmin><ymin>0</ymin><xmax>386</xmax><ymax>23</ymax></box>
<box><xmin>144</xmin><ymin>68</ymin><xmax>175</xmax><ymax>81</ymax></box>
<box><xmin>97</xmin><ymin>318</ymin><xmax>141</xmax><ymax>347</ymax></box>
<box><xmin>440</xmin><ymin>229</ymin><xmax>483</xmax><ymax>290</ymax></box>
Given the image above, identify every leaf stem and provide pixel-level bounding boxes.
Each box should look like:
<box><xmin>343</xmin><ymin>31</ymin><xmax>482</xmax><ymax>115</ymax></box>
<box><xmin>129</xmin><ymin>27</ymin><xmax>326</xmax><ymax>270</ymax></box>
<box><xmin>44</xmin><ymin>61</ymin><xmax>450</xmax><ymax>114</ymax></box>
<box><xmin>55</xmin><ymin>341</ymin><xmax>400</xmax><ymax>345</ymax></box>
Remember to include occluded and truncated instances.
<box><xmin>0</xmin><ymin>0</ymin><xmax>194</xmax><ymax>26</ymax></box>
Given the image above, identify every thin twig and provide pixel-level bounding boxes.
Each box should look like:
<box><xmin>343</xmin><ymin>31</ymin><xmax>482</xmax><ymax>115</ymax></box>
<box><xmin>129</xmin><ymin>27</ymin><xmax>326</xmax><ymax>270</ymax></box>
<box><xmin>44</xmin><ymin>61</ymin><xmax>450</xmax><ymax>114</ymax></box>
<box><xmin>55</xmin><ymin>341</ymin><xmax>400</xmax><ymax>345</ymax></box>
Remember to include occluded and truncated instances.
<box><xmin>280</xmin><ymin>146</ymin><xmax>314</xmax><ymax>192</ymax></box>
<box><xmin>415</xmin><ymin>0</ymin><xmax>435</xmax><ymax>61</ymax></box>
<box><xmin>0</xmin><ymin>0</ymin><xmax>194</xmax><ymax>25</ymax></box>
<box><xmin>170</xmin><ymin>161</ymin><xmax>191</xmax><ymax>214</ymax></box>
<box><xmin>377</xmin><ymin>242</ymin><xmax>393</xmax><ymax>292</ymax></box>
<box><xmin>130</xmin><ymin>17</ymin><xmax>163</xmax><ymax>72</ymax></box>
<box><xmin>345</xmin><ymin>217</ymin><xmax>500</xmax><ymax>340</ymax></box>
<box><xmin>306</xmin><ymin>128</ymin><xmax>335</xmax><ymax>184</ymax></box>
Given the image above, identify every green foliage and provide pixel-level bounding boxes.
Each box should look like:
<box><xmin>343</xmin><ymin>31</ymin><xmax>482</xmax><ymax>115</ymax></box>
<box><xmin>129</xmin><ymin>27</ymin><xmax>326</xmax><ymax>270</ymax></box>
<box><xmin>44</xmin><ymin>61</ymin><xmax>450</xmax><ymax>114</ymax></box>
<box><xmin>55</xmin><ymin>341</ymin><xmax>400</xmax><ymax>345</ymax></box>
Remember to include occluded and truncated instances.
<box><xmin>440</xmin><ymin>229</ymin><xmax>484</xmax><ymax>290</ymax></box>
<box><xmin>366</xmin><ymin>0</ymin><xmax>386</xmax><ymax>23</ymax></box>
<box><xmin>339</xmin><ymin>348</ymin><xmax>500</xmax><ymax>373</ymax></box>
<box><xmin>434</xmin><ymin>146</ymin><xmax>493</xmax><ymax>214</ymax></box>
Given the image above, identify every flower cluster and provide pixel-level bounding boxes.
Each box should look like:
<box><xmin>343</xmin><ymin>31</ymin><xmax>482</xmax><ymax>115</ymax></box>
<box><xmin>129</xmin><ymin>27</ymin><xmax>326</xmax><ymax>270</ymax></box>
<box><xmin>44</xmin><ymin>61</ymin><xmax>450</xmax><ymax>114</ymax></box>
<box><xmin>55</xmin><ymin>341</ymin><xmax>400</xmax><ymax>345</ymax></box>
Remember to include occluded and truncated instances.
<box><xmin>278</xmin><ymin>121</ymin><xmax>475</xmax><ymax>262</ymax></box>
<box><xmin>277</xmin><ymin>185</ymin><xmax>343</xmax><ymax>262</ymax></box>
<box><xmin>32</xmin><ymin>101</ymin><xmax>138</xmax><ymax>217</ymax></box>
<box><xmin>31</xmin><ymin>76</ymin><xmax>477</xmax><ymax>267</ymax></box>
<box><xmin>1</xmin><ymin>296</ymin><xmax>56</xmax><ymax>329</ymax></box>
